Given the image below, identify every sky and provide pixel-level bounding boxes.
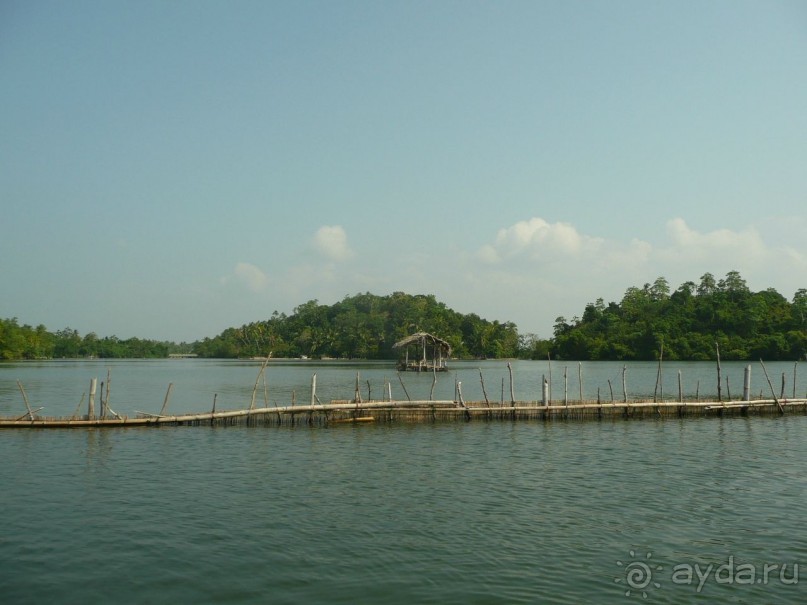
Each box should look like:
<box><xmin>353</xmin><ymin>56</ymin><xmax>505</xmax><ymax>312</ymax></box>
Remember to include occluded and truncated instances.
<box><xmin>2</xmin><ymin>0</ymin><xmax>806</xmax><ymax>343</ymax></box>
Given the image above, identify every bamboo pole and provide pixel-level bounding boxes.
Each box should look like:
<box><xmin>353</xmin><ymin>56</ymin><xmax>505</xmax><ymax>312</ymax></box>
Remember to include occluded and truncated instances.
<box><xmin>623</xmin><ymin>371</ymin><xmax>630</xmax><ymax>418</ymax></box>
<box><xmin>715</xmin><ymin>342</ymin><xmax>723</xmax><ymax>402</ymax></box>
<box><xmin>457</xmin><ymin>381</ymin><xmax>467</xmax><ymax>408</ymax></box>
<box><xmin>743</xmin><ymin>365</ymin><xmax>751</xmax><ymax>402</ymax></box>
<box><xmin>597</xmin><ymin>388</ymin><xmax>603</xmax><ymax>419</ymax></box>
<box><xmin>578</xmin><ymin>362</ymin><xmax>583</xmax><ymax>403</ymax></box>
<box><xmin>608</xmin><ymin>379</ymin><xmax>614</xmax><ymax>403</ymax></box>
<box><xmin>14</xmin><ymin>407</ymin><xmax>44</xmax><ymax>421</ymax></box>
<box><xmin>72</xmin><ymin>393</ymin><xmax>86</xmax><ymax>420</ymax></box>
<box><xmin>159</xmin><ymin>383</ymin><xmax>174</xmax><ymax>416</ymax></box>
<box><xmin>105</xmin><ymin>405</ymin><xmax>122</xmax><ymax>420</ymax></box>
<box><xmin>274</xmin><ymin>384</ymin><xmax>281</xmax><ymax>424</ymax></box>
<box><xmin>507</xmin><ymin>362</ymin><xmax>515</xmax><ymax>406</ymax></box>
<box><xmin>103</xmin><ymin>368</ymin><xmax>111</xmax><ymax>420</ymax></box>
<box><xmin>547</xmin><ymin>353</ymin><xmax>552</xmax><ymax>404</ymax></box>
<box><xmin>457</xmin><ymin>382</ymin><xmax>471</xmax><ymax>420</ymax></box>
<box><xmin>622</xmin><ymin>365</ymin><xmax>628</xmax><ymax>403</ymax></box>
<box><xmin>88</xmin><ymin>378</ymin><xmax>97</xmax><ymax>420</ymax></box>
<box><xmin>563</xmin><ymin>366</ymin><xmax>568</xmax><ymax>406</ymax></box>
<box><xmin>780</xmin><ymin>372</ymin><xmax>786</xmax><ymax>400</ymax></box>
<box><xmin>397</xmin><ymin>372</ymin><xmax>412</xmax><ymax>402</ymax></box>
<box><xmin>251</xmin><ymin>355</ymin><xmax>271</xmax><ymax>411</ymax></box>
<box><xmin>659</xmin><ymin>342</ymin><xmax>663</xmax><ymax>400</ymax></box>
<box><xmin>794</xmin><ymin>362</ymin><xmax>798</xmax><ymax>399</ymax></box>
<box><xmin>654</xmin><ymin>341</ymin><xmax>664</xmax><ymax>403</ymax></box>
<box><xmin>16</xmin><ymin>381</ymin><xmax>35</xmax><ymax>420</ymax></box>
<box><xmin>759</xmin><ymin>359</ymin><xmax>784</xmax><ymax>414</ymax></box>
<box><xmin>479</xmin><ymin>368</ymin><xmax>490</xmax><ymax>407</ymax></box>
<box><xmin>421</xmin><ymin>335</ymin><xmax>426</xmax><ymax>364</ymax></box>
<box><xmin>311</xmin><ymin>374</ymin><xmax>318</xmax><ymax>406</ymax></box>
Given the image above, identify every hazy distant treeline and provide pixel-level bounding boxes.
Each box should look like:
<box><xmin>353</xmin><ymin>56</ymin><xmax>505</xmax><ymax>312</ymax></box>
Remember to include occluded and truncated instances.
<box><xmin>0</xmin><ymin>320</ymin><xmax>192</xmax><ymax>360</ymax></box>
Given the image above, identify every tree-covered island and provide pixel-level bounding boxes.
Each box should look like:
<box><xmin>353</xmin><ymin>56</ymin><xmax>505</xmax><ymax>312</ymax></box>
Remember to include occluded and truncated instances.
<box><xmin>553</xmin><ymin>271</ymin><xmax>806</xmax><ymax>361</ymax></box>
<box><xmin>2</xmin><ymin>272</ymin><xmax>805</xmax><ymax>361</ymax></box>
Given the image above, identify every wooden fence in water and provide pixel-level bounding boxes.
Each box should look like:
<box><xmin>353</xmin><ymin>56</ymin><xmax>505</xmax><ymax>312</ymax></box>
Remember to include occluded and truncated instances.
<box><xmin>3</xmin><ymin>359</ymin><xmax>806</xmax><ymax>428</ymax></box>
<box><xmin>2</xmin><ymin>398</ymin><xmax>807</xmax><ymax>429</ymax></box>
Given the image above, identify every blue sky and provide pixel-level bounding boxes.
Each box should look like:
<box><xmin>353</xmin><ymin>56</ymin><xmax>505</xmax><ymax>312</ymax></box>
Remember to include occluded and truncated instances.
<box><xmin>2</xmin><ymin>0</ymin><xmax>806</xmax><ymax>342</ymax></box>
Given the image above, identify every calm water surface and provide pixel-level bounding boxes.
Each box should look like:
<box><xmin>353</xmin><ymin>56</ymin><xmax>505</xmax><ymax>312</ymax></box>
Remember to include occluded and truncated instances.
<box><xmin>1</xmin><ymin>361</ymin><xmax>805</xmax><ymax>604</ymax></box>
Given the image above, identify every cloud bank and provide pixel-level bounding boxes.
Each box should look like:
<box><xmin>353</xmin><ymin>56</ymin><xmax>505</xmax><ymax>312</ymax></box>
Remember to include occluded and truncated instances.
<box><xmin>475</xmin><ymin>216</ymin><xmax>803</xmax><ymax>279</ymax></box>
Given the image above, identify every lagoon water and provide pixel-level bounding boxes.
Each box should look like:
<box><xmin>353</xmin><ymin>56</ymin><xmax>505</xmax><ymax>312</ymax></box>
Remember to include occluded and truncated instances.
<box><xmin>1</xmin><ymin>360</ymin><xmax>806</xmax><ymax>604</ymax></box>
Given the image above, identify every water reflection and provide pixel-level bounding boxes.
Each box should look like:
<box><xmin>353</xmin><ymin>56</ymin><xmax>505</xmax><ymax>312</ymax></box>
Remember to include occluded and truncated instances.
<box><xmin>82</xmin><ymin>429</ymin><xmax>113</xmax><ymax>470</ymax></box>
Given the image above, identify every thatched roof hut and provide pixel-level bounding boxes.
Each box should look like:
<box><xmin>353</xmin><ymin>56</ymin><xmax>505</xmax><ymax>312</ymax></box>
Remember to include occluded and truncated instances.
<box><xmin>392</xmin><ymin>332</ymin><xmax>451</xmax><ymax>372</ymax></box>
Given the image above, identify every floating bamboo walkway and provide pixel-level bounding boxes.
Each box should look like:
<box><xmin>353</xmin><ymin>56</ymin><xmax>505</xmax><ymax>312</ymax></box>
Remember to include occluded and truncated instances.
<box><xmin>3</xmin><ymin>358</ymin><xmax>806</xmax><ymax>429</ymax></box>
<box><xmin>2</xmin><ymin>398</ymin><xmax>807</xmax><ymax>429</ymax></box>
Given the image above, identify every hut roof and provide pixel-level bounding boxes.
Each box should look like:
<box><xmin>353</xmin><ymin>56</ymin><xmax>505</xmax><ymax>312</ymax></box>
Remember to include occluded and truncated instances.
<box><xmin>392</xmin><ymin>332</ymin><xmax>452</xmax><ymax>355</ymax></box>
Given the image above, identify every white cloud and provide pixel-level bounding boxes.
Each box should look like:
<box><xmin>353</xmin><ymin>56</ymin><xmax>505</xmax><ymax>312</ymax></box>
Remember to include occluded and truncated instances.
<box><xmin>233</xmin><ymin>262</ymin><xmax>269</xmax><ymax>292</ymax></box>
<box><xmin>480</xmin><ymin>217</ymin><xmax>603</xmax><ymax>263</ymax></box>
<box><xmin>312</xmin><ymin>225</ymin><xmax>354</xmax><ymax>262</ymax></box>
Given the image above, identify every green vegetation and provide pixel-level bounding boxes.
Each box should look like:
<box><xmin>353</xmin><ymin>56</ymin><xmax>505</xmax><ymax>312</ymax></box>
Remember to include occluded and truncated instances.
<box><xmin>193</xmin><ymin>292</ymin><xmax>522</xmax><ymax>360</ymax></box>
<box><xmin>0</xmin><ymin>318</ymin><xmax>191</xmax><ymax>360</ymax></box>
<box><xmin>2</xmin><ymin>273</ymin><xmax>806</xmax><ymax>361</ymax></box>
<box><xmin>552</xmin><ymin>271</ymin><xmax>807</xmax><ymax>361</ymax></box>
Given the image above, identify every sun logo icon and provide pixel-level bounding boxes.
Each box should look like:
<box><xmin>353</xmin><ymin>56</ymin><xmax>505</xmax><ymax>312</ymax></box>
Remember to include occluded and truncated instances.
<box><xmin>615</xmin><ymin>550</ymin><xmax>663</xmax><ymax>598</ymax></box>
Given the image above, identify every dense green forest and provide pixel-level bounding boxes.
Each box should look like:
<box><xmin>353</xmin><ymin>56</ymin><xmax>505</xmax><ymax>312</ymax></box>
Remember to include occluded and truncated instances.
<box><xmin>2</xmin><ymin>272</ymin><xmax>806</xmax><ymax>361</ymax></box>
<box><xmin>193</xmin><ymin>292</ymin><xmax>523</xmax><ymax>359</ymax></box>
<box><xmin>552</xmin><ymin>272</ymin><xmax>807</xmax><ymax>361</ymax></box>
